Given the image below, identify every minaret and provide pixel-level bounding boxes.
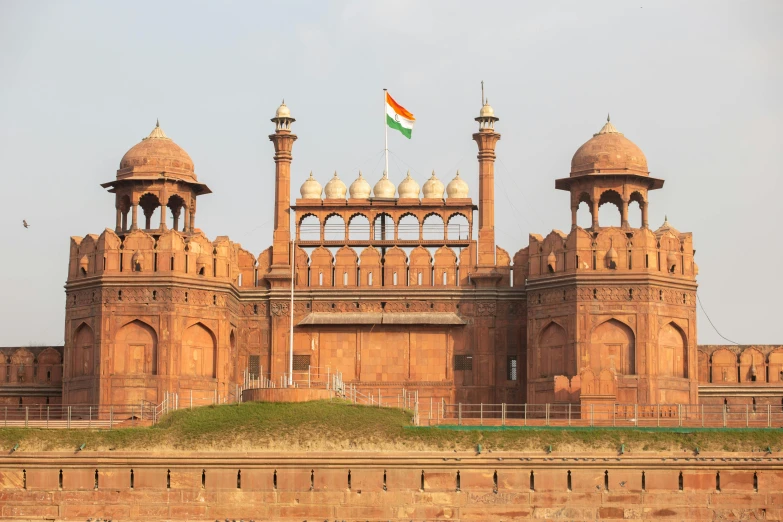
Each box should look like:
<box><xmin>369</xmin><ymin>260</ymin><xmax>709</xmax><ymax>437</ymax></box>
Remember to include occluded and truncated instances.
<box><xmin>472</xmin><ymin>86</ymin><xmax>501</xmax><ymax>281</ymax></box>
<box><xmin>267</xmin><ymin>101</ymin><xmax>298</xmax><ymax>284</ymax></box>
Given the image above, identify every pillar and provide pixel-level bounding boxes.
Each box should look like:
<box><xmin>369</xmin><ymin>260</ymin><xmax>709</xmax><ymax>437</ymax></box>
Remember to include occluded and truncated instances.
<box><xmin>571</xmin><ymin>205</ymin><xmax>578</xmax><ymax>229</ymax></box>
<box><xmin>590</xmin><ymin>200</ymin><xmax>599</xmax><ymax>229</ymax></box>
<box><xmin>472</xmin><ymin>125</ymin><xmax>501</xmax><ymax>267</ymax></box>
<box><xmin>621</xmin><ymin>198</ymin><xmax>629</xmax><ymax>229</ymax></box>
<box><xmin>159</xmin><ymin>203</ymin><xmax>167</xmax><ymax>230</ymax></box>
<box><xmin>184</xmin><ymin>205</ymin><xmax>191</xmax><ymax>232</ymax></box>
<box><xmin>268</xmin><ymin>118</ymin><xmax>297</xmax><ymax>272</ymax></box>
<box><xmin>642</xmin><ymin>202</ymin><xmax>649</xmax><ymax>228</ymax></box>
<box><xmin>115</xmin><ymin>207</ymin><xmax>122</xmax><ymax>232</ymax></box>
<box><xmin>131</xmin><ymin>204</ymin><xmax>138</xmax><ymax>230</ymax></box>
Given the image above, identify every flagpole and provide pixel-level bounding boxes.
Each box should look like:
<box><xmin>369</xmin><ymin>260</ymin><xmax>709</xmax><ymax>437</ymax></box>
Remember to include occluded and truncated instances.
<box><xmin>383</xmin><ymin>88</ymin><xmax>389</xmax><ymax>176</ymax></box>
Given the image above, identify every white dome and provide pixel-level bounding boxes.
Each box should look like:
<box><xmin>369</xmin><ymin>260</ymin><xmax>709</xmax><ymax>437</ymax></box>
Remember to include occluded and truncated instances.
<box><xmin>324</xmin><ymin>171</ymin><xmax>347</xmax><ymax>199</ymax></box>
<box><xmin>397</xmin><ymin>171</ymin><xmax>420</xmax><ymax>198</ymax></box>
<box><xmin>446</xmin><ymin>170</ymin><xmax>469</xmax><ymax>198</ymax></box>
<box><xmin>275</xmin><ymin>100</ymin><xmax>292</xmax><ymax>119</ymax></box>
<box><xmin>300</xmin><ymin>171</ymin><xmax>322</xmax><ymax>199</ymax></box>
<box><xmin>349</xmin><ymin>171</ymin><xmax>371</xmax><ymax>199</ymax></box>
<box><xmin>422</xmin><ymin>170</ymin><xmax>445</xmax><ymax>198</ymax></box>
<box><xmin>373</xmin><ymin>172</ymin><xmax>396</xmax><ymax>198</ymax></box>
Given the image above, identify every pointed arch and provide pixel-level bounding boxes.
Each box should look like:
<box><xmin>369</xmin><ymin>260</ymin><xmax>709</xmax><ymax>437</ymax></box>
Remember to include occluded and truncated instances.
<box><xmin>538</xmin><ymin>321</ymin><xmax>571</xmax><ymax>378</ymax></box>
<box><xmin>182</xmin><ymin>322</ymin><xmax>217</xmax><ymax>378</ymax></box>
<box><xmin>658</xmin><ymin>322</ymin><xmax>687</xmax><ymax>378</ymax></box>
<box><xmin>72</xmin><ymin>322</ymin><xmax>95</xmax><ymax>378</ymax></box>
<box><xmin>114</xmin><ymin>320</ymin><xmax>157</xmax><ymax>375</ymax></box>
<box><xmin>590</xmin><ymin>319</ymin><xmax>635</xmax><ymax>375</ymax></box>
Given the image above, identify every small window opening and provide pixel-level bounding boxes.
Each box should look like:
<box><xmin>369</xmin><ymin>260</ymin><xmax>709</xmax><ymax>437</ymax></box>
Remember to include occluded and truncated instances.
<box><xmin>530</xmin><ymin>471</ymin><xmax>535</xmax><ymax>491</ymax></box>
<box><xmin>682</xmin><ymin>293</ymin><xmax>687</xmax><ymax>304</ymax></box>
<box><xmin>752</xmin><ymin>398</ymin><xmax>757</xmax><ymax>411</ymax></box>
<box><xmin>393</xmin><ymin>271</ymin><xmax>398</xmax><ymax>286</ymax></box>
<box><xmin>347</xmin><ymin>470</ymin><xmax>351</xmax><ymax>490</ymax></box>
<box><xmin>641</xmin><ymin>471</ymin><xmax>646</xmax><ymax>491</ymax></box>
<box><xmin>237</xmin><ymin>470</ymin><xmax>241</xmax><ymax>489</ymax></box>
<box><xmin>420</xmin><ymin>470</ymin><xmax>425</xmax><ymax>491</ymax></box>
<box><xmin>319</xmin><ymin>271</ymin><xmax>323</xmax><ymax>286</ymax></box>
<box><xmin>273</xmin><ymin>470</ymin><xmax>277</xmax><ymax>489</ymax></box>
<box><xmin>201</xmin><ymin>469</ymin><xmax>205</xmax><ymax>489</ymax></box>
<box><xmin>22</xmin><ymin>469</ymin><xmax>26</xmax><ymax>490</ymax></box>
<box><xmin>604</xmin><ymin>470</ymin><xmax>609</xmax><ymax>491</ymax></box>
<box><xmin>119</xmin><ymin>253</ymin><xmax>123</xmax><ymax>272</ymax></box>
<box><xmin>184</xmin><ymin>292</ymin><xmax>188</xmax><ymax>303</ymax></box>
<box><xmin>567</xmin><ymin>470</ymin><xmax>572</xmax><ymax>492</ymax></box>
<box><xmin>94</xmin><ymin>469</ymin><xmax>99</xmax><ymax>490</ymax></box>
<box><xmin>59</xmin><ymin>469</ymin><xmax>63</xmax><ymax>489</ymax></box>
<box><xmin>213</xmin><ymin>294</ymin><xmax>217</xmax><ymax>305</ymax></box>
<box><xmin>443</xmin><ymin>271</ymin><xmax>447</xmax><ymax>285</ymax></box>
<box><xmin>593</xmin><ymin>288</ymin><xmax>597</xmax><ymax>299</ymax></box>
<box><xmin>716</xmin><ymin>472</ymin><xmax>721</xmax><ymax>492</ymax></box>
<box><xmin>253</xmin><ymin>304</ymin><xmax>258</xmax><ymax>315</ymax></box>
<box><xmin>130</xmin><ymin>469</ymin><xmax>134</xmax><ymax>489</ymax></box>
<box><xmin>152</xmin><ymin>290</ymin><xmax>157</xmax><ymax>301</ymax></box>
<box><xmin>118</xmin><ymin>290</ymin><xmax>122</xmax><ymax>301</ymax></box>
<box><xmin>456</xmin><ymin>471</ymin><xmax>461</xmax><ymax>492</ymax></box>
<box><xmin>678</xmin><ymin>471</ymin><xmax>683</xmax><ymax>491</ymax></box>
<box><xmin>310</xmin><ymin>469</ymin><xmax>314</xmax><ymax>491</ymax></box>
<box><xmin>454</xmin><ymin>355</ymin><xmax>473</xmax><ymax>371</ymax></box>
<box><xmin>417</xmin><ymin>271</ymin><xmax>422</xmax><ymax>285</ymax></box>
<box><xmin>659</xmin><ymin>290</ymin><xmax>663</xmax><ymax>301</ymax></box>
<box><xmin>368</xmin><ymin>272</ymin><xmax>373</xmax><ymax>286</ymax></box>
<box><xmin>198</xmin><ymin>266</ymin><xmax>205</xmax><ymax>276</ymax></box>
<box><xmin>507</xmin><ymin>356</ymin><xmax>518</xmax><ymax>381</ymax></box>
<box><xmin>343</xmin><ymin>271</ymin><xmax>348</xmax><ymax>286</ymax></box>
<box><xmin>212</xmin><ymin>260</ymin><xmax>217</xmax><ymax>277</ymax></box>
<box><xmin>537</xmin><ymin>294</ymin><xmax>541</xmax><ymax>304</ymax></box>
<box><xmin>103</xmin><ymin>257</ymin><xmax>106</xmax><ymax>270</ymax></box>
<box><xmin>153</xmin><ymin>252</ymin><xmax>158</xmax><ymax>272</ymax></box>
<box><xmin>754</xmin><ymin>472</ymin><xmax>758</xmax><ymax>492</ymax></box>
<box><xmin>383</xmin><ymin>470</ymin><xmax>387</xmax><ymax>491</ymax></box>
<box><xmin>629</xmin><ymin>288</ymin><xmax>633</xmax><ymax>300</ymax></box>
<box><xmin>170</xmin><ymin>257</ymin><xmax>174</xmax><ymax>270</ymax></box>
<box><xmin>563</xmin><ymin>290</ymin><xmax>567</xmax><ymax>301</ymax></box>
<box><xmin>185</xmin><ymin>255</ymin><xmax>188</xmax><ymax>273</ymax></box>
<box><xmin>493</xmin><ymin>470</ymin><xmax>498</xmax><ymax>493</ymax></box>
<box><xmin>645</xmin><ymin>254</ymin><xmax>649</xmax><ymax>268</ymax></box>
<box><xmin>167</xmin><ymin>469</ymin><xmax>171</xmax><ymax>489</ymax></box>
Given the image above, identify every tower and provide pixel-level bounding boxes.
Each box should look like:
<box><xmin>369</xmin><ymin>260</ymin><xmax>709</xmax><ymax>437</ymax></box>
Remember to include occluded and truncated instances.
<box><xmin>471</xmin><ymin>96</ymin><xmax>501</xmax><ymax>286</ymax></box>
<box><xmin>267</xmin><ymin>101</ymin><xmax>298</xmax><ymax>286</ymax></box>
<box><xmin>525</xmin><ymin>117</ymin><xmax>698</xmax><ymax>409</ymax></box>
<box><xmin>101</xmin><ymin>121</ymin><xmax>211</xmax><ymax>236</ymax></box>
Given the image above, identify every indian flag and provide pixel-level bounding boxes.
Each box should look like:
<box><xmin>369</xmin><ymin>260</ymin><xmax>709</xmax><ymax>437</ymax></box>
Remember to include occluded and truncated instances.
<box><xmin>386</xmin><ymin>92</ymin><xmax>415</xmax><ymax>139</ymax></box>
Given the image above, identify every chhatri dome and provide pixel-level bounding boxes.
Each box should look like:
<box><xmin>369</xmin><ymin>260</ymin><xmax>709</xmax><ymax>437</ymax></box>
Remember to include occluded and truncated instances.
<box><xmin>373</xmin><ymin>171</ymin><xmax>396</xmax><ymax>198</ymax></box>
<box><xmin>397</xmin><ymin>171</ymin><xmax>420</xmax><ymax>198</ymax></box>
<box><xmin>422</xmin><ymin>170</ymin><xmax>445</xmax><ymax>198</ymax></box>
<box><xmin>349</xmin><ymin>171</ymin><xmax>371</xmax><ymax>199</ymax></box>
<box><xmin>570</xmin><ymin>115</ymin><xmax>648</xmax><ymax>177</ymax></box>
<box><xmin>324</xmin><ymin>171</ymin><xmax>347</xmax><ymax>199</ymax></box>
<box><xmin>446</xmin><ymin>170</ymin><xmax>469</xmax><ymax>198</ymax></box>
<box><xmin>300</xmin><ymin>171</ymin><xmax>322</xmax><ymax>199</ymax></box>
<box><xmin>118</xmin><ymin>120</ymin><xmax>196</xmax><ymax>181</ymax></box>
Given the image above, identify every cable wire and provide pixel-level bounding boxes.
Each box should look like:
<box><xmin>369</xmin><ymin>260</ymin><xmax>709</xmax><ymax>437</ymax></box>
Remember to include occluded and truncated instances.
<box><xmin>697</xmin><ymin>293</ymin><xmax>740</xmax><ymax>345</ymax></box>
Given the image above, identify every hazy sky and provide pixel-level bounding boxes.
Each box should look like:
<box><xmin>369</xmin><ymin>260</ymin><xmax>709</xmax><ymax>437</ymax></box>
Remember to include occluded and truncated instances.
<box><xmin>0</xmin><ymin>1</ymin><xmax>780</xmax><ymax>346</ymax></box>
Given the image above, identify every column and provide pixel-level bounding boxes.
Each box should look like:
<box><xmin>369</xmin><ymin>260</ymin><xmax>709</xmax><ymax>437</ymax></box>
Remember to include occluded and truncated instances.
<box><xmin>189</xmin><ymin>209</ymin><xmax>195</xmax><ymax>232</ymax></box>
<box><xmin>184</xmin><ymin>205</ymin><xmax>191</xmax><ymax>232</ymax></box>
<box><xmin>115</xmin><ymin>207</ymin><xmax>122</xmax><ymax>232</ymax></box>
<box><xmin>642</xmin><ymin>202</ymin><xmax>649</xmax><ymax>228</ymax></box>
<box><xmin>571</xmin><ymin>205</ymin><xmax>578</xmax><ymax>229</ymax></box>
<box><xmin>590</xmin><ymin>200</ymin><xmax>599</xmax><ymax>229</ymax></box>
<box><xmin>159</xmin><ymin>203</ymin><xmax>167</xmax><ymax>230</ymax></box>
<box><xmin>621</xmin><ymin>199</ymin><xmax>629</xmax><ymax>229</ymax></box>
<box><xmin>131</xmin><ymin>204</ymin><xmax>139</xmax><ymax>230</ymax></box>
<box><xmin>472</xmin><ymin>127</ymin><xmax>501</xmax><ymax>267</ymax></box>
<box><xmin>269</xmin><ymin>125</ymin><xmax>297</xmax><ymax>269</ymax></box>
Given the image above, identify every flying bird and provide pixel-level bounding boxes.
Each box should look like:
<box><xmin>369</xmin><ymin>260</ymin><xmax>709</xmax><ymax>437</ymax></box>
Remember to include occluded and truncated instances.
<box><xmin>22</xmin><ymin>220</ymin><xmax>29</xmax><ymax>228</ymax></box>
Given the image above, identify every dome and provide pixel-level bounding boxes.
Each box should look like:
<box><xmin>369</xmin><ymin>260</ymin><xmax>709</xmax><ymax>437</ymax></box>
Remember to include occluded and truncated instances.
<box><xmin>373</xmin><ymin>172</ymin><xmax>396</xmax><ymax>198</ymax></box>
<box><xmin>654</xmin><ymin>215</ymin><xmax>680</xmax><ymax>237</ymax></box>
<box><xmin>349</xmin><ymin>171</ymin><xmax>371</xmax><ymax>199</ymax></box>
<box><xmin>446</xmin><ymin>170</ymin><xmax>469</xmax><ymax>198</ymax></box>
<box><xmin>275</xmin><ymin>100</ymin><xmax>292</xmax><ymax>119</ymax></box>
<box><xmin>397</xmin><ymin>171</ymin><xmax>420</xmax><ymax>198</ymax></box>
<box><xmin>479</xmin><ymin>101</ymin><xmax>495</xmax><ymax>118</ymax></box>
<box><xmin>119</xmin><ymin>121</ymin><xmax>195</xmax><ymax>181</ymax></box>
<box><xmin>422</xmin><ymin>170</ymin><xmax>445</xmax><ymax>198</ymax></box>
<box><xmin>300</xmin><ymin>171</ymin><xmax>322</xmax><ymax>199</ymax></box>
<box><xmin>324</xmin><ymin>171</ymin><xmax>347</xmax><ymax>199</ymax></box>
<box><xmin>570</xmin><ymin>116</ymin><xmax>648</xmax><ymax>177</ymax></box>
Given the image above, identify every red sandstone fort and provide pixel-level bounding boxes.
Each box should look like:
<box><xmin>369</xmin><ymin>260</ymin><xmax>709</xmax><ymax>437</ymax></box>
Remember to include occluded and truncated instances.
<box><xmin>1</xmin><ymin>99</ymin><xmax>779</xmax><ymax>412</ymax></box>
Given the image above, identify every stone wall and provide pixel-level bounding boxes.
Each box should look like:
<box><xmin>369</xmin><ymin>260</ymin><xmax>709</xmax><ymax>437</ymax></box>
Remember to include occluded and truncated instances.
<box><xmin>0</xmin><ymin>451</ymin><xmax>778</xmax><ymax>521</ymax></box>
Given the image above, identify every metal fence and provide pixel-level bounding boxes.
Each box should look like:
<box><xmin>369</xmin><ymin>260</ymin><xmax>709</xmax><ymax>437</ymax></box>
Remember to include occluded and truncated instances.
<box><xmin>0</xmin><ymin>403</ymin><xmax>154</xmax><ymax>429</ymax></box>
<box><xmin>432</xmin><ymin>402</ymin><xmax>783</xmax><ymax>428</ymax></box>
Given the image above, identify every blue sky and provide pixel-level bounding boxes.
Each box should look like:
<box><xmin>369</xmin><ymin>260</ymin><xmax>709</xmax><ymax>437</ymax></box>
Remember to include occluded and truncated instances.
<box><xmin>0</xmin><ymin>1</ymin><xmax>781</xmax><ymax>345</ymax></box>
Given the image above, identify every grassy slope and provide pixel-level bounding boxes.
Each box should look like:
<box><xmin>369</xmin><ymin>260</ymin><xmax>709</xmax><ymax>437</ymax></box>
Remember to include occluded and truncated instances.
<box><xmin>0</xmin><ymin>400</ymin><xmax>781</xmax><ymax>453</ymax></box>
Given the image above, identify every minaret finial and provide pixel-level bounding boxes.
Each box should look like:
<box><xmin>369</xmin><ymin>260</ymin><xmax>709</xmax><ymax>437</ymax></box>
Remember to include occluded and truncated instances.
<box><xmin>481</xmin><ymin>81</ymin><xmax>485</xmax><ymax>106</ymax></box>
<box><xmin>607</xmin><ymin>113</ymin><xmax>610</xmax><ymax>122</ymax></box>
<box><xmin>156</xmin><ymin>118</ymin><xmax>160</xmax><ymax>128</ymax></box>
<box><xmin>282</xmin><ymin>98</ymin><xmax>285</xmax><ymax>105</ymax></box>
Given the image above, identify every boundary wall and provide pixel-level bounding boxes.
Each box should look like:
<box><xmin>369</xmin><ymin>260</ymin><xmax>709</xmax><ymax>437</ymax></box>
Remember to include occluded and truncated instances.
<box><xmin>0</xmin><ymin>451</ymin><xmax>780</xmax><ymax>521</ymax></box>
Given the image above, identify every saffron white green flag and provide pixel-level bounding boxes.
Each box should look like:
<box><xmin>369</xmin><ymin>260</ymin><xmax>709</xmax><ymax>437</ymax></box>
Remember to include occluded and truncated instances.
<box><xmin>385</xmin><ymin>92</ymin><xmax>415</xmax><ymax>139</ymax></box>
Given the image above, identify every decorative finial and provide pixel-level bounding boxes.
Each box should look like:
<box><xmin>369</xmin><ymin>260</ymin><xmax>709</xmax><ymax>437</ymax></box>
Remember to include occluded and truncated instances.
<box><xmin>156</xmin><ymin>118</ymin><xmax>160</xmax><ymax>128</ymax></box>
<box><xmin>456</xmin><ymin>169</ymin><xmax>461</xmax><ymax>177</ymax></box>
<box><xmin>333</xmin><ymin>170</ymin><xmax>338</xmax><ymax>178</ymax></box>
<box><xmin>481</xmin><ymin>80</ymin><xmax>484</xmax><ymax>107</ymax></box>
<box><xmin>282</xmin><ymin>99</ymin><xmax>285</xmax><ymax>105</ymax></box>
<box><xmin>607</xmin><ymin>113</ymin><xmax>610</xmax><ymax>122</ymax></box>
<box><xmin>665</xmin><ymin>214</ymin><xmax>668</xmax><ymax>222</ymax></box>
<box><xmin>308</xmin><ymin>170</ymin><xmax>314</xmax><ymax>179</ymax></box>
<box><xmin>382</xmin><ymin>170</ymin><xmax>388</xmax><ymax>179</ymax></box>
<box><xmin>358</xmin><ymin>170</ymin><xmax>363</xmax><ymax>178</ymax></box>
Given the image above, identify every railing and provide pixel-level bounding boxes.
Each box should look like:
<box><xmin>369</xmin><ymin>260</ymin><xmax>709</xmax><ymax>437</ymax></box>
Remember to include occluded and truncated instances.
<box><xmin>298</xmin><ymin>222</ymin><xmax>471</xmax><ymax>242</ymax></box>
<box><xmin>243</xmin><ymin>366</ymin><xmax>344</xmax><ymax>394</ymax></box>
<box><xmin>434</xmin><ymin>402</ymin><xmax>783</xmax><ymax>428</ymax></box>
<box><xmin>0</xmin><ymin>404</ymin><xmax>153</xmax><ymax>429</ymax></box>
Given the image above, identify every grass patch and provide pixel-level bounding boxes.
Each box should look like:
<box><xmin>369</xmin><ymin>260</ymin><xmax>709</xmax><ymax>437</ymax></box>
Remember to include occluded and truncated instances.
<box><xmin>0</xmin><ymin>400</ymin><xmax>780</xmax><ymax>453</ymax></box>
